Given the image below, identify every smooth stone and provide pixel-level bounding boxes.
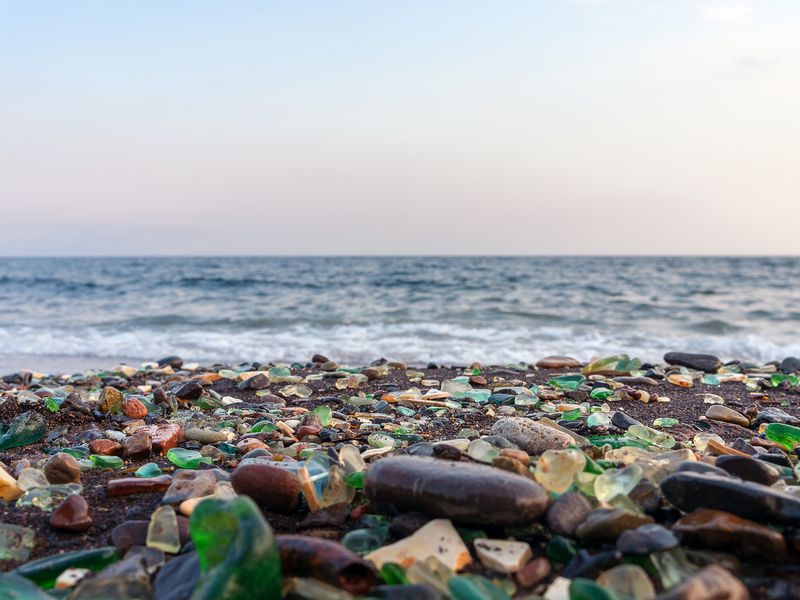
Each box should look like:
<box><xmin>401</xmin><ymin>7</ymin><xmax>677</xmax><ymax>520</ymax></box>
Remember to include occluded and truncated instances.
<box><xmin>676</xmin><ymin>461</ymin><xmax>733</xmax><ymax>479</ymax></box>
<box><xmin>389</xmin><ymin>513</ymin><xmax>432</xmax><ymax>539</ymax></box>
<box><xmin>672</xmin><ymin>508</ymin><xmax>787</xmax><ymax>558</ymax></box>
<box><xmin>473</xmin><ymin>538</ymin><xmax>532</xmax><ymax>573</ymax></box>
<box><xmin>122</xmin><ymin>397</ymin><xmax>148</xmax><ymax>419</ymax></box>
<box><xmin>628</xmin><ymin>480</ymin><xmax>663</xmax><ymax>515</ymax></box>
<box><xmin>230</xmin><ymin>462</ymin><xmax>301</xmax><ymax>512</ymax></box>
<box><xmin>536</xmin><ymin>356</ymin><xmax>582</xmax><ymax>369</ymax></box>
<box><xmin>575</xmin><ymin>509</ymin><xmax>654</xmax><ymax>543</ymax></box>
<box><xmin>490</xmin><ymin>417</ymin><xmax>574</xmax><ymax>455</ymax></box>
<box><xmin>49</xmin><ymin>495</ymin><xmax>92</xmax><ymax>533</ymax></box>
<box><xmin>366</xmin><ymin>519</ymin><xmax>471</xmax><ymax>572</ymax></box>
<box><xmin>99</xmin><ymin>387</ymin><xmax>124</xmax><ymax>413</ymax></box>
<box><xmin>655</xmin><ymin>565</ymin><xmax>748</xmax><ymax>600</ymax></box>
<box><xmin>516</xmin><ymin>557</ymin><xmax>551</xmax><ymax>588</ymax></box>
<box><xmin>107</xmin><ymin>475</ymin><xmax>173</xmax><ymax>496</ymax></box>
<box><xmin>562</xmin><ymin>549</ymin><xmax>623</xmax><ymax>580</ymax></box>
<box><xmin>407</xmin><ymin>442</ymin><xmax>435</xmax><ymax>457</ymax></box>
<box><xmin>122</xmin><ymin>430</ymin><xmax>153</xmax><ymax>460</ymax></box>
<box><xmin>663</xmin><ymin>352</ymin><xmax>721</xmax><ymax>373</ymax></box>
<box><xmin>173</xmin><ymin>380</ymin><xmax>203</xmax><ymax>400</ymax></box>
<box><xmin>157</xmin><ymin>355</ymin><xmax>184</xmax><ymax>368</ymax></box>
<box><xmin>780</xmin><ymin>356</ymin><xmax>800</xmax><ymax>374</ymax></box>
<box><xmin>616</xmin><ymin>524</ymin><xmax>678</xmax><ymax>555</ymax></box>
<box><xmin>715</xmin><ymin>455</ymin><xmax>779</xmax><ymax>486</ymax></box>
<box><xmin>611</xmin><ymin>412</ymin><xmax>643</xmax><ymax>430</ymax></box>
<box><xmin>153</xmin><ymin>551</ymin><xmax>200</xmax><ymax>600</ymax></box>
<box><xmin>661</xmin><ymin>471</ymin><xmax>800</xmax><ymax>525</ymax></box>
<box><xmin>752</xmin><ymin>407</ymin><xmax>800</xmax><ymax>426</ymax></box>
<box><xmin>185</xmin><ymin>427</ymin><xmax>229</xmax><ymax>444</ymax></box>
<box><xmin>597</xmin><ymin>564</ymin><xmax>655</xmax><ymax>600</ymax></box>
<box><xmin>705</xmin><ymin>406</ymin><xmax>749</xmax><ymax>428</ymax></box>
<box><xmin>546</xmin><ymin>492</ymin><xmax>592</xmax><ymax>537</ymax></box>
<box><xmin>88</xmin><ymin>439</ymin><xmax>123</xmax><ymax>455</ymax></box>
<box><xmin>365</xmin><ymin>456</ymin><xmax>549</xmax><ymax>525</ymax></box>
<box><xmin>161</xmin><ymin>470</ymin><xmax>217</xmax><ymax>504</ymax></box>
<box><xmin>44</xmin><ymin>453</ymin><xmax>81</xmax><ymax>485</ymax></box>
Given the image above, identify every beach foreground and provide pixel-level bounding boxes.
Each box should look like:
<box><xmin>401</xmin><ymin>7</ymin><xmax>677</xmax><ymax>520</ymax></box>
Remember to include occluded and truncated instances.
<box><xmin>1</xmin><ymin>352</ymin><xmax>800</xmax><ymax>599</ymax></box>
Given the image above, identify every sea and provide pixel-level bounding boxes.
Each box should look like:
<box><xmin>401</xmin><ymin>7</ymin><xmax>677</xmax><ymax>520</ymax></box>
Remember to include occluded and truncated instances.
<box><xmin>0</xmin><ymin>256</ymin><xmax>798</xmax><ymax>374</ymax></box>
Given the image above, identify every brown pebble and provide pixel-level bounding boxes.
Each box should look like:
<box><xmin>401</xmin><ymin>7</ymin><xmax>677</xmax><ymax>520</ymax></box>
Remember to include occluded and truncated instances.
<box><xmin>516</xmin><ymin>557</ymin><xmax>551</xmax><ymax>588</ymax></box>
<box><xmin>231</xmin><ymin>463</ymin><xmax>301</xmax><ymax>512</ymax></box>
<box><xmin>88</xmin><ymin>439</ymin><xmax>123</xmax><ymax>456</ymax></box>
<box><xmin>122</xmin><ymin>430</ymin><xmax>153</xmax><ymax>460</ymax></box>
<box><xmin>106</xmin><ymin>475</ymin><xmax>173</xmax><ymax>497</ymax></box>
<box><xmin>44</xmin><ymin>453</ymin><xmax>81</xmax><ymax>485</ymax></box>
<box><xmin>50</xmin><ymin>495</ymin><xmax>92</xmax><ymax>532</ymax></box>
<box><xmin>122</xmin><ymin>397</ymin><xmax>148</xmax><ymax>419</ymax></box>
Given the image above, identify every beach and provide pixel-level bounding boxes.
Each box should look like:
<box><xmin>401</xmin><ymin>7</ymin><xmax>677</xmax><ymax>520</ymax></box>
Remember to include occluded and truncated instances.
<box><xmin>2</xmin><ymin>351</ymin><xmax>799</xmax><ymax>598</ymax></box>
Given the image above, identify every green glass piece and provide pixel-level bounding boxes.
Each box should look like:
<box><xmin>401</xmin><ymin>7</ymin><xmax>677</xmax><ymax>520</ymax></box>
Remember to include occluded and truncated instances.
<box><xmin>0</xmin><ymin>411</ymin><xmax>47</xmax><ymax>451</ymax></box>
<box><xmin>12</xmin><ymin>547</ymin><xmax>119</xmax><ymax>589</ymax></box>
<box><xmin>627</xmin><ymin>424</ymin><xmax>675</xmax><ymax>449</ymax></box>
<box><xmin>647</xmin><ymin>548</ymin><xmax>697</xmax><ymax>590</ymax></box>
<box><xmin>561</xmin><ymin>408</ymin><xmax>583</xmax><ymax>421</ymax></box>
<box><xmin>569</xmin><ymin>578</ymin><xmax>623</xmax><ymax>600</ymax></box>
<box><xmin>43</xmin><ymin>397</ymin><xmax>60</xmax><ymax>412</ymax></box>
<box><xmin>548</xmin><ymin>374</ymin><xmax>586</xmax><ymax>391</ymax></box>
<box><xmin>89</xmin><ymin>454</ymin><xmax>125</xmax><ymax>469</ymax></box>
<box><xmin>764</xmin><ymin>423</ymin><xmax>800</xmax><ymax>450</ymax></box>
<box><xmin>581</xmin><ymin>451</ymin><xmax>606</xmax><ymax>475</ymax></box>
<box><xmin>193</xmin><ymin>396</ymin><xmax>222</xmax><ymax>410</ymax></box>
<box><xmin>701</xmin><ymin>374</ymin><xmax>720</xmax><ymax>386</ymax></box>
<box><xmin>217</xmin><ymin>442</ymin><xmax>238</xmax><ymax>455</ymax></box>
<box><xmin>594</xmin><ymin>464</ymin><xmax>644</xmax><ymax>503</ymax></box>
<box><xmin>448</xmin><ymin>574</ymin><xmax>512</xmax><ymax>600</ymax></box>
<box><xmin>147</xmin><ymin>505</ymin><xmax>181</xmax><ymax>554</ymax></box>
<box><xmin>340</xmin><ymin>526</ymin><xmax>389</xmax><ymax>556</ymax></box>
<box><xmin>546</xmin><ymin>535</ymin><xmax>577</xmax><ymax>564</ymax></box>
<box><xmin>54</xmin><ymin>446</ymin><xmax>90</xmax><ymax>459</ymax></box>
<box><xmin>16</xmin><ymin>484</ymin><xmax>82</xmax><ymax>512</ymax></box>
<box><xmin>453</xmin><ymin>389</ymin><xmax>491</xmax><ymax>403</ymax></box>
<box><xmin>167</xmin><ymin>448</ymin><xmax>213</xmax><ymax>469</ymax></box>
<box><xmin>380</xmin><ymin>562</ymin><xmax>408</xmax><ymax>585</ymax></box>
<box><xmin>590</xmin><ymin>387</ymin><xmax>615</xmax><ymax>400</ymax></box>
<box><xmin>0</xmin><ymin>524</ymin><xmax>35</xmax><ymax>561</ymax></box>
<box><xmin>250</xmin><ymin>420</ymin><xmax>278</xmax><ymax>433</ymax></box>
<box><xmin>588</xmin><ymin>435</ymin><xmax>651</xmax><ymax>450</ymax></box>
<box><xmin>653</xmin><ymin>417</ymin><xmax>678</xmax><ymax>428</ymax></box>
<box><xmin>344</xmin><ymin>471</ymin><xmax>365</xmax><ymax>489</ymax></box>
<box><xmin>189</xmin><ymin>496</ymin><xmax>282</xmax><ymax>599</ymax></box>
<box><xmin>586</xmin><ymin>413</ymin><xmax>611</xmax><ymax>428</ymax></box>
<box><xmin>0</xmin><ymin>574</ymin><xmax>56</xmax><ymax>599</ymax></box>
<box><xmin>135</xmin><ymin>463</ymin><xmax>163</xmax><ymax>478</ymax></box>
<box><xmin>312</xmin><ymin>405</ymin><xmax>333</xmax><ymax>426</ymax></box>
<box><xmin>583</xmin><ymin>354</ymin><xmax>640</xmax><ymax>375</ymax></box>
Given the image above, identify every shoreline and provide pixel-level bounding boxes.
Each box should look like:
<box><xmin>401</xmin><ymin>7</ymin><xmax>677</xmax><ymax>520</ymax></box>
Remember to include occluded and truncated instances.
<box><xmin>1</xmin><ymin>352</ymin><xmax>799</xmax><ymax>598</ymax></box>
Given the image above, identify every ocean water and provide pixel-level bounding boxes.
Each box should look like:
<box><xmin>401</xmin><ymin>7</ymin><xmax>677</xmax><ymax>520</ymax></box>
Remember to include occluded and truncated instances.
<box><xmin>0</xmin><ymin>256</ymin><xmax>798</xmax><ymax>372</ymax></box>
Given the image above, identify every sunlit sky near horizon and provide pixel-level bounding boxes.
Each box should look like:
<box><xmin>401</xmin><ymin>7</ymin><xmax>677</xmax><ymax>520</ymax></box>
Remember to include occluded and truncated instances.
<box><xmin>1</xmin><ymin>1</ymin><xmax>799</xmax><ymax>256</ymax></box>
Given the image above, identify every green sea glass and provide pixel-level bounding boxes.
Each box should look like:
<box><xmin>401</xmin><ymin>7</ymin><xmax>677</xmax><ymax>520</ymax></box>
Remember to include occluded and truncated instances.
<box><xmin>764</xmin><ymin>423</ymin><xmax>800</xmax><ymax>450</ymax></box>
<box><xmin>594</xmin><ymin>464</ymin><xmax>643</xmax><ymax>503</ymax></box>
<box><xmin>569</xmin><ymin>578</ymin><xmax>623</xmax><ymax>600</ymax></box>
<box><xmin>380</xmin><ymin>562</ymin><xmax>408</xmax><ymax>585</ymax></box>
<box><xmin>548</xmin><ymin>374</ymin><xmax>586</xmax><ymax>391</ymax></box>
<box><xmin>167</xmin><ymin>448</ymin><xmax>213</xmax><ymax>469</ymax></box>
<box><xmin>0</xmin><ymin>411</ymin><xmax>47</xmax><ymax>450</ymax></box>
<box><xmin>135</xmin><ymin>463</ymin><xmax>163</xmax><ymax>478</ymax></box>
<box><xmin>0</xmin><ymin>524</ymin><xmax>35</xmax><ymax>561</ymax></box>
<box><xmin>189</xmin><ymin>496</ymin><xmax>282</xmax><ymax>599</ymax></box>
<box><xmin>448</xmin><ymin>574</ymin><xmax>512</xmax><ymax>600</ymax></box>
<box><xmin>0</xmin><ymin>574</ymin><xmax>55</xmax><ymax>599</ymax></box>
<box><xmin>12</xmin><ymin>546</ymin><xmax>119</xmax><ymax>589</ymax></box>
<box><xmin>89</xmin><ymin>454</ymin><xmax>125</xmax><ymax>469</ymax></box>
<box><xmin>627</xmin><ymin>425</ymin><xmax>675</xmax><ymax>449</ymax></box>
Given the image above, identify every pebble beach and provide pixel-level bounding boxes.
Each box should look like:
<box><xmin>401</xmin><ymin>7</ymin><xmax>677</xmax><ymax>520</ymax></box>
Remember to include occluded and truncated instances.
<box><xmin>2</xmin><ymin>351</ymin><xmax>800</xmax><ymax>599</ymax></box>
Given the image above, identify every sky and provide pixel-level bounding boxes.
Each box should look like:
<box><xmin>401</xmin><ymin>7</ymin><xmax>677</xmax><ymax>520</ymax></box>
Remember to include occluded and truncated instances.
<box><xmin>1</xmin><ymin>0</ymin><xmax>798</xmax><ymax>256</ymax></box>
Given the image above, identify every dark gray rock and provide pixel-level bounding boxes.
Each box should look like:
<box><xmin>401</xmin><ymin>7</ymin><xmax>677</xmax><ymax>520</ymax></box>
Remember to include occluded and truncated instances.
<box><xmin>663</xmin><ymin>352</ymin><xmax>721</xmax><ymax>373</ymax></box>
<box><xmin>616</xmin><ymin>524</ymin><xmax>678</xmax><ymax>555</ymax></box>
<box><xmin>546</xmin><ymin>492</ymin><xmax>592</xmax><ymax>537</ymax></box>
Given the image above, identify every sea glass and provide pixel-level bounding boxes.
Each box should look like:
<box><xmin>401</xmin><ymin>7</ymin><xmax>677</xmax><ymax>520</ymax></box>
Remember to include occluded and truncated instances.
<box><xmin>167</xmin><ymin>448</ymin><xmax>213</xmax><ymax>469</ymax></box>
<box><xmin>0</xmin><ymin>411</ymin><xmax>47</xmax><ymax>450</ymax></box>
<box><xmin>189</xmin><ymin>496</ymin><xmax>282</xmax><ymax>599</ymax></box>
<box><xmin>627</xmin><ymin>425</ymin><xmax>675</xmax><ymax>449</ymax></box>
<box><xmin>548</xmin><ymin>375</ymin><xmax>586</xmax><ymax>391</ymax></box>
<box><xmin>147</xmin><ymin>505</ymin><xmax>181</xmax><ymax>553</ymax></box>
<box><xmin>0</xmin><ymin>524</ymin><xmax>35</xmax><ymax>561</ymax></box>
<box><xmin>12</xmin><ymin>546</ymin><xmax>119</xmax><ymax>588</ymax></box>
<box><xmin>534</xmin><ymin>449</ymin><xmax>586</xmax><ymax>494</ymax></box>
<box><xmin>135</xmin><ymin>463</ymin><xmax>163</xmax><ymax>478</ymax></box>
<box><xmin>764</xmin><ymin>423</ymin><xmax>800</xmax><ymax>450</ymax></box>
<box><xmin>89</xmin><ymin>455</ymin><xmax>125</xmax><ymax>469</ymax></box>
<box><xmin>594</xmin><ymin>464</ymin><xmax>644</xmax><ymax>503</ymax></box>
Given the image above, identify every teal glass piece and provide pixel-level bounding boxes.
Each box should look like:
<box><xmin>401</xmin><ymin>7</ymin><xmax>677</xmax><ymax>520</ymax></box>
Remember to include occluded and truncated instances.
<box><xmin>0</xmin><ymin>411</ymin><xmax>47</xmax><ymax>451</ymax></box>
<box><xmin>12</xmin><ymin>546</ymin><xmax>119</xmax><ymax>589</ymax></box>
<box><xmin>590</xmin><ymin>387</ymin><xmax>615</xmax><ymax>400</ymax></box>
<box><xmin>701</xmin><ymin>374</ymin><xmax>720</xmax><ymax>386</ymax></box>
<box><xmin>448</xmin><ymin>574</ymin><xmax>512</xmax><ymax>600</ymax></box>
<box><xmin>569</xmin><ymin>578</ymin><xmax>623</xmax><ymax>600</ymax></box>
<box><xmin>586</xmin><ymin>413</ymin><xmax>611</xmax><ymax>428</ymax></box>
<box><xmin>135</xmin><ymin>463</ymin><xmax>163</xmax><ymax>478</ymax></box>
<box><xmin>166</xmin><ymin>448</ymin><xmax>213</xmax><ymax>469</ymax></box>
<box><xmin>546</xmin><ymin>536</ymin><xmax>577</xmax><ymax>565</ymax></box>
<box><xmin>189</xmin><ymin>496</ymin><xmax>282</xmax><ymax>599</ymax></box>
<box><xmin>0</xmin><ymin>574</ymin><xmax>57</xmax><ymax>599</ymax></box>
<box><xmin>548</xmin><ymin>375</ymin><xmax>586</xmax><ymax>391</ymax></box>
<box><xmin>89</xmin><ymin>455</ymin><xmax>125</xmax><ymax>469</ymax></box>
<box><xmin>341</xmin><ymin>526</ymin><xmax>389</xmax><ymax>556</ymax></box>
<box><xmin>217</xmin><ymin>443</ymin><xmax>238</xmax><ymax>455</ymax></box>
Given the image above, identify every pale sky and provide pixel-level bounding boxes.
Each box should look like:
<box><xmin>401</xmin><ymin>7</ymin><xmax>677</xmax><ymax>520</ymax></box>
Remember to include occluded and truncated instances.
<box><xmin>1</xmin><ymin>0</ymin><xmax>798</xmax><ymax>255</ymax></box>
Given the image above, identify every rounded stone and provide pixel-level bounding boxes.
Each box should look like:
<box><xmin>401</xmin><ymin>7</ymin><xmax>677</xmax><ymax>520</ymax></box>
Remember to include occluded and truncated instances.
<box><xmin>715</xmin><ymin>455</ymin><xmax>780</xmax><ymax>486</ymax></box>
<box><xmin>491</xmin><ymin>418</ymin><xmax>574</xmax><ymax>456</ymax></box>
<box><xmin>616</xmin><ymin>524</ymin><xmax>678</xmax><ymax>555</ymax></box>
<box><xmin>50</xmin><ymin>495</ymin><xmax>92</xmax><ymax>532</ymax></box>
<box><xmin>122</xmin><ymin>398</ymin><xmax>148</xmax><ymax>420</ymax></box>
<box><xmin>535</xmin><ymin>356</ymin><xmax>582</xmax><ymax>369</ymax></box>
<box><xmin>44</xmin><ymin>453</ymin><xmax>81</xmax><ymax>484</ymax></box>
<box><xmin>705</xmin><ymin>405</ymin><xmax>749</xmax><ymax>428</ymax></box>
<box><xmin>546</xmin><ymin>492</ymin><xmax>592</xmax><ymax>537</ymax></box>
<box><xmin>230</xmin><ymin>463</ymin><xmax>301</xmax><ymax>512</ymax></box>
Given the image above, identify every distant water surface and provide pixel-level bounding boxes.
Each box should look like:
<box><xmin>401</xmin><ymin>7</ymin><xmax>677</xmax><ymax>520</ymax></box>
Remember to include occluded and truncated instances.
<box><xmin>0</xmin><ymin>256</ymin><xmax>798</xmax><ymax>372</ymax></box>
